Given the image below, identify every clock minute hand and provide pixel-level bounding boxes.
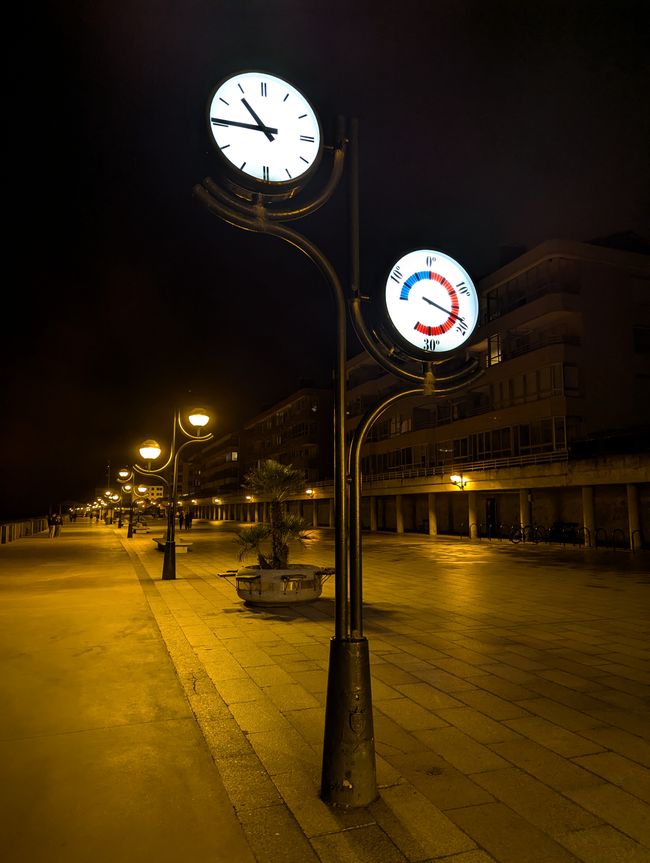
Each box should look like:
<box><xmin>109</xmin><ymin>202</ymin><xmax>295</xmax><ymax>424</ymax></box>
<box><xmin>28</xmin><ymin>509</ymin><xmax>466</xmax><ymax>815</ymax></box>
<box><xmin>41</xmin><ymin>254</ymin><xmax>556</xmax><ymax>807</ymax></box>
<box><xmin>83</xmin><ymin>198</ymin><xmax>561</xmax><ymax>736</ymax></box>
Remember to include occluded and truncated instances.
<box><xmin>211</xmin><ymin>117</ymin><xmax>279</xmax><ymax>134</ymax></box>
<box><xmin>241</xmin><ymin>98</ymin><xmax>275</xmax><ymax>142</ymax></box>
<box><xmin>422</xmin><ymin>295</ymin><xmax>464</xmax><ymax>322</ymax></box>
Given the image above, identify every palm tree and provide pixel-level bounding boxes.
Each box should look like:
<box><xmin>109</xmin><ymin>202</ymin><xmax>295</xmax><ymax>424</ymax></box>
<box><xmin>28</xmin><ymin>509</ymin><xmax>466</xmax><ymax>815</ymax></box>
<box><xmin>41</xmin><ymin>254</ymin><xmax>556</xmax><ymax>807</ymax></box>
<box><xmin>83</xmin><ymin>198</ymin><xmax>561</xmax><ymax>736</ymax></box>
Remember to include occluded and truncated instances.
<box><xmin>237</xmin><ymin>459</ymin><xmax>311</xmax><ymax>569</ymax></box>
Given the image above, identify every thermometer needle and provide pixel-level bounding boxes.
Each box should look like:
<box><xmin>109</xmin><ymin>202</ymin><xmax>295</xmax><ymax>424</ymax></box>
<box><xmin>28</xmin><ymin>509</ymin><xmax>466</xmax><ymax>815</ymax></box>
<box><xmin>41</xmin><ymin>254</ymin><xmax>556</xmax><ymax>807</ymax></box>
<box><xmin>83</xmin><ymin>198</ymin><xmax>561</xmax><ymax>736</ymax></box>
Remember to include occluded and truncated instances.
<box><xmin>422</xmin><ymin>295</ymin><xmax>464</xmax><ymax>322</ymax></box>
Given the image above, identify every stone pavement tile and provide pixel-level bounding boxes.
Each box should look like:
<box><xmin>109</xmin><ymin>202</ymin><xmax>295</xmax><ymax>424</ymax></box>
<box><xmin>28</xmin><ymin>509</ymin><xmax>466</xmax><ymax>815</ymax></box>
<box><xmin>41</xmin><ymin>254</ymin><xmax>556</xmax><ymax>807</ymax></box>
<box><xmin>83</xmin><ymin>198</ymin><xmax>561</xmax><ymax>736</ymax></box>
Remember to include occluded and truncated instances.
<box><xmin>214</xmin><ymin>750</ymin><xmax>283</xmax><ymax>812</ymax></box>
<box><xmin>284</xmin><ymin>705</ymin><xmax>325</xmax><ymax>748</ymax></box>
<box><xmin>578</xmin><ymin>727</ymin><xmax>650</xmax><ymax>768</ymax></box>
<box><xmin>263</xmin><ymin>682</ymin><xmax>321</xmax><ymax>712</ymax></box>
<box><xmin>539</xmin><ymin>669</ymin><xmax>604</xmax><ymax>692</ymax></box>
<box><xmin>375</xmin><ymin>754</ymin><xmax>403</xmax><ymax>789</ymax></box>
<box><xmin>590</xmin><ymin>689</ymin><xmax>648</xmax><ymax>711</ymax></box>
<box><xmin>290</xmin><ymin>666</ymin><xmax>329</xmax><ymax>694</ymax></box>
<box><xmin>416</xmin><ymin>668</ymin><xmax>479</xmax><ymax>693</ymax></box>
<box><xmin>382</xmin><ymin>749</ymin><xmax>495</xmax><ymax>810</ymax></box>
<box><xmin>238</xmin><ymin>802</ymin><xmax>321</xmax><ymax>863</ymax></box>
<box><xmin>247</xmin><ymin>663</ymin><xmax>295</xmax><ymax>687</ymax></box>
<box><xmin>413</xmin><ymin>726</ymin><xmax>509</xmax><ymax>774</ymax></box>
<box><xmin>370</xmin><ymin>784</ymin><xmax>477</xmax><ymax>859</ymax></box>
<box><xmin>452</xmin><ymin>688</ymin><xmax>532</xmax><ymax>721</ymax></box>
<box><xmin>503</xmin><ymin>716</ymin><xmax>606</xmax><ymax>757</ymax></box>
<box><xmin>227</xmin><ymin>643</ymin><xmax>279</xmax><ymax>668</ymax></box>
<box><xmin>488</xmin><ymin>739</ymin><xmax>604</xmax><ymax>792</ymax></box>
<box><xmin>461</xmin><ymin>672</ymin><xmax>536</xmax><ymax>701</ymax></box>
<box><xmin>434</xmin><ymin>706</ymin><xmax>522</xmax><ymax>744</ymax></box>
<box><xmin>213</xmin><ymin>675</ymin><xmax>265</xmax><ymax>704</ymax></box>
<box><xmin>395</xmin><ymin>682</ymin><xmax>465</xmax><ymax>711</ymax></box>
<box><xmin>248</xmin><ymin>723</ymin><xmax>319</xmax><ymax>777</ymax></box>
<box><xmin>371</xmin><ymin>660</ymin><xmax>422</xmax><ymax>687</ymax></box>
<box><xmin>433</xmin><ymin>644</ymin><xmax>496</xmax><ymax>667</ymax></box>
<box><xmin>596</xmin><ymin>663</ymin><xmax>650</xmax><ymax>685</ymax></box>
<box><xmin>488</xmin><ymin>651</ymin><xmax>548</xmax><ymax>672</ymax></box>
<box><xmin>374</xmin><ymin>698</ymin><xmax>450</xmax><ymax>732</ymax></box>
<box><xmin>198</xmin><ymin>650</ymin><xmax>248</xmax><ymax>683</ymax></box>
<box><xmin>229</xmin><ymin>697</ymin><xmax>288</xmax><ymax>733</ymax></box>
<box><xmin>521</xmin><ymin>678</ymin><xmax>610</xmax><ymax>711</ymax></box>
<box><xmin>309</xmin><ymin>823</ymin><xmax>407</xmax><ymax>863</ymax></box>
<box><xmin>374</xmin><ymin>711</ymin><xmax>425</xmax><ymax>756</ymax></box>
<box><xmin>376</xmin><ymin>650</ymin><xmax>440</xmax><ymax>674</ymax></box>
<box><xmin>564</xmin><ymin>783</ymin><xmax>650</xmax><ymax>846</ymax></box>
<box><xmin>515</xmin><ymin>697</ymin><xmax>605</xmax><ymax>733</ymax></box>
<box><xmin>397</xmin><ymin>641</ymin><xmax>450</xmax><ymax>664</ymax></box>
<box><xmin>372</xmin><ymin>678</ymin><xmax>404</xmax><ymax>700</ymax></box>
<box><xmin>430</xmin><ymin>657</ymin><xmax>488</xmax><ymax>679</ymax></box>
<box><xmin>595</xmin><ymin>674</ymin><xmax>650</xmax><ymax>698</ymax></box>
<box><xmin>272</xmin><ymin>768</ymin><xmax>377</xmax><ymax>838</ymax></box>
<box><xmin>556</xmin><ymin>824</ymin><xmax>650</xmax><ymax>863</ymax></box>
<box><xmin>478</xmin><ymin>662</ymin><xmax>537</xmax><ymax>685</ymax></box>
<box><xmin>295</xmin><ymin>641</ymin><xmax>331</xmax><ymax>661</ymax></box>
<box><xmin>439</xmin><ymin>852</ymin><xmax>498</xmax><ymax>863</ymax></box>
<box><xmin>582</xmin><ymin>706</ymin><xmax>650</xmax><ymax>738</ymax></box>
<box><xmin>573</xmin><ymin>752</ymin><xmax>650</xmax><ymax>804</ymax></box>
<box><xmin>446</xmin><ymin>802</ymin><xmax>583</xmax><ymax>863</ymax></box>
<box><xmin>471</xmin><ymin>767</ymin><xmax>601</xmax><ymax>835</ymax></box>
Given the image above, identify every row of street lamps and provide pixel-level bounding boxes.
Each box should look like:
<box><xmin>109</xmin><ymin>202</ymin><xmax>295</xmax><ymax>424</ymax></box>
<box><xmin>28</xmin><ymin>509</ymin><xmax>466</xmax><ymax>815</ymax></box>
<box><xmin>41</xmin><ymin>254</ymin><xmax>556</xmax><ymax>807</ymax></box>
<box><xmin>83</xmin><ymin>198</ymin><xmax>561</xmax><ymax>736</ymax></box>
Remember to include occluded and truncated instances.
<box><xmin>113</xmin><ymin>407</ymin><xmax>213</xmax><ymax>580</ymax></box>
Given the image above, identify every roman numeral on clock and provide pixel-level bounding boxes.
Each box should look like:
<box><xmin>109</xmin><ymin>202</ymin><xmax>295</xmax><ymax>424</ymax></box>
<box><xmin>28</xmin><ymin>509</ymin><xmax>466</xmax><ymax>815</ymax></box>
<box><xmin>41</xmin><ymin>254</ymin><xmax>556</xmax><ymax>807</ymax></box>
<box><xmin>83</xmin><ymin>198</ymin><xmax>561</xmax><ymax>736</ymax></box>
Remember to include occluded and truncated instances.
<box><xmin>262</xmin><ymin>166</ymin><xmax>269</xmax><ymax>180</ymax></box>
<box><xmin>300</xmin><ymin>135</ymin><xmax>315</xmax><ymax>142</ymax></box>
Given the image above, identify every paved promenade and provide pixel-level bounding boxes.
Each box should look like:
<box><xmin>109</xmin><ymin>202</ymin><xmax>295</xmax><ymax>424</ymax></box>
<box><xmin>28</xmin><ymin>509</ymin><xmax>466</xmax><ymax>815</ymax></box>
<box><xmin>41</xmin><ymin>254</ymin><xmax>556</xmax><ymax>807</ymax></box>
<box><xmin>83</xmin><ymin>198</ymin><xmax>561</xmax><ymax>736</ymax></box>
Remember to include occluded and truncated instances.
<box><xmin>1</xmin><ymin>521</ymin><xmax>649</xmax><ymax>863</ymax></box>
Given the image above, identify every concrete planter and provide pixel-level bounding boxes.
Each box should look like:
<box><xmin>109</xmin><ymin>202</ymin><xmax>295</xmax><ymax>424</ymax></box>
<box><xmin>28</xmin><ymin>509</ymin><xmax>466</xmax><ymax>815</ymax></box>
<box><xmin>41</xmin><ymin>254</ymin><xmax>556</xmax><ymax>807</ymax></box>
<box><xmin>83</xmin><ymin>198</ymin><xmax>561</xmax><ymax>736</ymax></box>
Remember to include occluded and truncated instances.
<box><xmin>232</xmin><ymin>563</ymin><xmax>331</xmax><ymax>606</ymax></box>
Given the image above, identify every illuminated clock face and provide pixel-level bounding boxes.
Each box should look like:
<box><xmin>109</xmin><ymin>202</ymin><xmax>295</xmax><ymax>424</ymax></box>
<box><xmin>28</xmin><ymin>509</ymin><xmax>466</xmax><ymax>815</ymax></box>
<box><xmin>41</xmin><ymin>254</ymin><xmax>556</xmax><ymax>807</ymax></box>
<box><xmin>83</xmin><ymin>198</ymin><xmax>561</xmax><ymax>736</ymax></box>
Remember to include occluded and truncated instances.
<box><xmin>207</xmin><ymin>71</ymin><xmax>322</xmax><ymax>193</ymax></box>
<box><xmin>384</xmin><ymin>249</ymin><xmax>479</xmax><ymax>357</ymax></box>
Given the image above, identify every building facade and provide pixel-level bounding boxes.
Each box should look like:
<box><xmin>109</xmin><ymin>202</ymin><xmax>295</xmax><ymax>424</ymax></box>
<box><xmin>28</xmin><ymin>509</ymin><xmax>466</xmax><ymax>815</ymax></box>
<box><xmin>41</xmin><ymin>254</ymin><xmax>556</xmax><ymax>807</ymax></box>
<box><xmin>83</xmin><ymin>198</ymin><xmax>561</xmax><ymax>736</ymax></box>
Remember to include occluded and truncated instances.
<box><xmin>191</xmin><ymin>238</ymin><xmax>650</xmax><ymax>548</ymax></box>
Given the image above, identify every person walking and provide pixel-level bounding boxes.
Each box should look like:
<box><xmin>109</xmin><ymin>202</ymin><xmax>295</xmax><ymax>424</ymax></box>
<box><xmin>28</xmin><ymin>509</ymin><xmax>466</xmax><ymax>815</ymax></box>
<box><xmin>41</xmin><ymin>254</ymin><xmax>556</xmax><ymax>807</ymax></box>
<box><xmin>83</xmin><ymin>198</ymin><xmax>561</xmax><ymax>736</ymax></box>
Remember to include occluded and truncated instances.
<box><xmin>178</xmin><ymin>510</ymin><xmax>185</xmax><ymax>530</ymax></box>
<box><xmin>185</xmin><ymin>511</ymin><xmax>193</xmax><ymax>531</ymax></box>
<box><xmin>48</xmin><ymin>513</ymin><xmax>56</xmax><ymax>538</ymax></box>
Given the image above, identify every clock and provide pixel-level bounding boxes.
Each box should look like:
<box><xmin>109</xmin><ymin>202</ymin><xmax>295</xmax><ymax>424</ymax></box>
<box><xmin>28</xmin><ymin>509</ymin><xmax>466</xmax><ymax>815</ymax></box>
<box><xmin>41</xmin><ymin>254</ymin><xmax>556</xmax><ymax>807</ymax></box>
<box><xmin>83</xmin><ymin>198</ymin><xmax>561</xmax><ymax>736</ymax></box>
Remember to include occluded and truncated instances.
<box><xmin>207</xmin><ymin>70</ymin><xmax>323</xmax><ymax>199</ymax></box>
<box><xmin>384</xmin><ymin>249</ymin><xmax>479</xmax><ymax>358</ymax></box>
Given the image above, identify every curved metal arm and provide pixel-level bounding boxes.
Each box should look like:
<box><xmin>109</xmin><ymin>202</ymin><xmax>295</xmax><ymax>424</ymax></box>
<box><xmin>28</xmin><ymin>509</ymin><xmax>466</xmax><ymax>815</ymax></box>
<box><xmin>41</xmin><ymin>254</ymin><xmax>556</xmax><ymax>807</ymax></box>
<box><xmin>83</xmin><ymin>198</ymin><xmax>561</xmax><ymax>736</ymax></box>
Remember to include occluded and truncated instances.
<box><xmin>197</xmin><ymin>116</ymin><xmax>347</xmax><ymax>224</ymax></box>
<box><xmin>349</xmin><ymin>388</ymin><xmax>421</xmax><ymax>637</ymax></box>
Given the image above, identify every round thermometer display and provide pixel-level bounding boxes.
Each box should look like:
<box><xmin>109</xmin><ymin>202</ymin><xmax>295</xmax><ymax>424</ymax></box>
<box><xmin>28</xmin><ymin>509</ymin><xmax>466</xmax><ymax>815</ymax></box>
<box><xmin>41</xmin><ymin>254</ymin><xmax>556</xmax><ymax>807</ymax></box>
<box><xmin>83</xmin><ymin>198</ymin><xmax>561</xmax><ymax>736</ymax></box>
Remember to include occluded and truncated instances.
<box><xmin>384</xmin><ymin>249</ymin><xmax>479</xmax><ymax>358</ymax></box>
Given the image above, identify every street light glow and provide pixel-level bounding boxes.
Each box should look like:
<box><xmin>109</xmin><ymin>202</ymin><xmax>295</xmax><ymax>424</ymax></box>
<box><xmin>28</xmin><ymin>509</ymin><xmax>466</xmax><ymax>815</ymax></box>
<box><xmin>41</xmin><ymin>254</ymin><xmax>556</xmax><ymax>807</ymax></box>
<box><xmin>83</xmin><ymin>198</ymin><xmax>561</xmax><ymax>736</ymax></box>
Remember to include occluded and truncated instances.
<box><xmin>139</xmin><ymin>439</ymin><xmax>162</xmax><ymax>460</ymax></box>
<box><xmin>188</xmin><ymin>407</ymin><xmax>210</xmax><ymax>428</ymax></box>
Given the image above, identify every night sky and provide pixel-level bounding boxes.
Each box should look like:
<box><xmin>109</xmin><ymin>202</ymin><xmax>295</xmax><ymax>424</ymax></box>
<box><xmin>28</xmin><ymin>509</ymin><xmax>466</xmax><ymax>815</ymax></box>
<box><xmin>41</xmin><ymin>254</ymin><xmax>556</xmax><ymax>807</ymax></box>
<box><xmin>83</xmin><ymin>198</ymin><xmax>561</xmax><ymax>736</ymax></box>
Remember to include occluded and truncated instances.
<box><xmin>3</xmin><ymin>0</ymin><xmax>648</xmax><ymax>519</ymax></box>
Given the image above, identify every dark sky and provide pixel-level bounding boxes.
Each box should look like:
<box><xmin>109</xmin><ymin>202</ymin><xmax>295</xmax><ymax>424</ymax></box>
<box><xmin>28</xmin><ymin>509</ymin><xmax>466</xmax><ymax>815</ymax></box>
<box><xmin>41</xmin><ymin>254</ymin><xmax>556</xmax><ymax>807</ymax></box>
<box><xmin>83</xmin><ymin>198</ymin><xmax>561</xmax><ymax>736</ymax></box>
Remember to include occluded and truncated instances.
<box><xmin>3</xmin><ymin>0</ymin><xmax>649</xmax><ymax>518</ymax></box>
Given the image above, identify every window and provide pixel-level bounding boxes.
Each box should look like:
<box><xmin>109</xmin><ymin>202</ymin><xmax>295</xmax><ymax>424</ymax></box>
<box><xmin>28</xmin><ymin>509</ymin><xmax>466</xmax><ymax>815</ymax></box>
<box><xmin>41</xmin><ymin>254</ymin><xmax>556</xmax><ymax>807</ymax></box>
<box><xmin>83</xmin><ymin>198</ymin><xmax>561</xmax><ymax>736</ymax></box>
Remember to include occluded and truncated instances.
<box><xmin>488</xmin><ymin>333</ymin><xmax>502</xmax><ymax>365</ymax></box>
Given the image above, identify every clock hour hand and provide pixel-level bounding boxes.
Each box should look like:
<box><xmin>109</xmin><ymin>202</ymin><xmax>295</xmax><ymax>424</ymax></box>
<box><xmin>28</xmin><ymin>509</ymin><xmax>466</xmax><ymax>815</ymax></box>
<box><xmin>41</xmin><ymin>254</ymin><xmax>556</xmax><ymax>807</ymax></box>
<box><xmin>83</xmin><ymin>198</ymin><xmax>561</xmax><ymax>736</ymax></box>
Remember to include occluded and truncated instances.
<box><xmin>422</xmin><ymin>295</ymin><xmax>464</xmax><ymax>322</ymax></box>
<box><xmin>211</xmin><ymin>117</ymin><xmax>279</xmax><ymax>135</ymax></box>
<box><xmin>241</xmin><ymin>98</ymin><xmax>275</xmax><ymax>142</ymax></box>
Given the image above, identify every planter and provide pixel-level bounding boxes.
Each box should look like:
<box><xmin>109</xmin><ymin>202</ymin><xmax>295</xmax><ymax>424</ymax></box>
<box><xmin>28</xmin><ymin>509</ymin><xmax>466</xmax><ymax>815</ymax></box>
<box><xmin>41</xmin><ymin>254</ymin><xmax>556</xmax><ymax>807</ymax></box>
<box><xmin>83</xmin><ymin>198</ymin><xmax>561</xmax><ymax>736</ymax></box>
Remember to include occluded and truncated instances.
<box><xmin>231</xmin><ymin>563</ymin><xmax>332</xmax><ymax>606</ymax></box>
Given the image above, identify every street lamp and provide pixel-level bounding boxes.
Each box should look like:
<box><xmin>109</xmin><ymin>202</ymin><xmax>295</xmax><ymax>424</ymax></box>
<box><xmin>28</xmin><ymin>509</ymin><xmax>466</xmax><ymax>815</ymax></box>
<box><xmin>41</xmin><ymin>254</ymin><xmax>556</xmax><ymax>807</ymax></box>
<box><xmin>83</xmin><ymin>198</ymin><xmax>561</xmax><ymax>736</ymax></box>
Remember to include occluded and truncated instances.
<box><xmin>450</xmin><ymin>474</ymin><xmax>469</xmax><ymax>490</ymax></box>
<box><xmin>135</xmin><ymin>407</ymin><xmax>213</xmax><ymax>580</ymax></box>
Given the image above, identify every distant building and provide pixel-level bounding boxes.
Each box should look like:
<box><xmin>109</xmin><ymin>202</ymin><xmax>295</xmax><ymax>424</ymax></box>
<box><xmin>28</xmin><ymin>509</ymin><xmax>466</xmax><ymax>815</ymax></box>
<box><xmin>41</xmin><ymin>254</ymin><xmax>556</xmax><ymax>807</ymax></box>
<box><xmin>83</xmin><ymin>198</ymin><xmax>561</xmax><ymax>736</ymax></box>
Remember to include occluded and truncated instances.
<box><xmin>346</xmin><ymin>238</ymin><xmax>649</xmax><ymax>544</ymax></box>
<box><xmin>191</xmin><ymin>238</ymin><xmax>650</xmax><ymax>547</ymax></box>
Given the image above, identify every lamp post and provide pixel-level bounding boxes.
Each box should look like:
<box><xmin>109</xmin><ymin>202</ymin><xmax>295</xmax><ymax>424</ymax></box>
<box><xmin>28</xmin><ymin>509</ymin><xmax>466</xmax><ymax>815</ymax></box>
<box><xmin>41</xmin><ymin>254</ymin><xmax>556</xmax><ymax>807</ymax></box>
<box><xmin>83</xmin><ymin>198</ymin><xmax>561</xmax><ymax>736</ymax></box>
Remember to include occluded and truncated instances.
<box><xmin>135</xmin><ymin>407</ymin><xmax>213</xmax><ymax>580</ymax></box>
<box><xmin>194</xmin><ymin>87</ymin><xmax>482</xmax><ymax>807</ymax></box>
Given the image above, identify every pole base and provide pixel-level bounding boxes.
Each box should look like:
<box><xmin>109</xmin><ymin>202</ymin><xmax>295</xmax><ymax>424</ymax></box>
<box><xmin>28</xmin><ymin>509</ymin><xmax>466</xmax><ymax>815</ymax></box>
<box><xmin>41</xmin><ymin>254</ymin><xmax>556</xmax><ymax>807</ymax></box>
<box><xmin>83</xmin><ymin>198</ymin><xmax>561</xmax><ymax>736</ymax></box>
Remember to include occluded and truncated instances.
<box><xmin>320</xmin><ymin>637</ymin><xmax>377</xmax><ymax>807</ymax></box>
<box><xmin>161</xmin><ymin>542</ymin><xmax>176</xmax><ymax>580</ymax></box>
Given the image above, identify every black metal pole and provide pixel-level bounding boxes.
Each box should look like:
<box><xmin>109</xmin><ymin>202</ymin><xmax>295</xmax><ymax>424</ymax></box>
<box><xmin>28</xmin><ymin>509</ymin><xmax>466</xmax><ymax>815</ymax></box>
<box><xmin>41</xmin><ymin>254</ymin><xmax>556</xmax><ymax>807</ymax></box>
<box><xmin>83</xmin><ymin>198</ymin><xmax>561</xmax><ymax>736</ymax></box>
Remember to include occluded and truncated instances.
<box><xmin>162</xmin><ymin>414</ymin><xmax>178</xmax><ymax>581</ymax></box>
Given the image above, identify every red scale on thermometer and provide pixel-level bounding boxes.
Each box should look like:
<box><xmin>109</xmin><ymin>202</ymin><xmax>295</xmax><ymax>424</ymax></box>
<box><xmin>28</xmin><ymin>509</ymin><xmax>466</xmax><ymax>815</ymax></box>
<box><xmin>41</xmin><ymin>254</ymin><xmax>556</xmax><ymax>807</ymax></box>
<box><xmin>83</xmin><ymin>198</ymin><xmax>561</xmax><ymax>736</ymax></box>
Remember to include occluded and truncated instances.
<box><xmin>385</xmin><ymin>249</ymin><xmax>479</xmax><ymax>358</ymax></box>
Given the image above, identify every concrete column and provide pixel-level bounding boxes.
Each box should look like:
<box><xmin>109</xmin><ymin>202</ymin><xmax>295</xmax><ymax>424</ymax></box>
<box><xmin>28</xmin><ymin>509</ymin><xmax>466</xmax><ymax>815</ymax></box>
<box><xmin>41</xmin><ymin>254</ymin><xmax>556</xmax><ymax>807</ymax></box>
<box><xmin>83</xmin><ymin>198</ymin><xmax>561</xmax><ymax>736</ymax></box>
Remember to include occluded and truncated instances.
<box><xmin>369</xmin><ymin>496</ymin><xmax>378</xmax><ymax>532</ymax></box>
<box><xmin>395</xmin><ymin>494</ymin><xmax>404</xmax><ymax>534</ymax></box>
<box><xmin>519</xmin><ymin>489</ymin><xmax>532</xmax><ymax>527</ymax></box>
<box><xmin>627</xmin><ymin>484</ymin><xmax>641</xmax><ymax>550</ymax></box>
<box><xmin>427</xmin><ymin>493</ymin><xmax>438</xmax><ymax>536</ymax></box>
<box><xmin>328</xmin><ymin>498</ymin><xmax>334</xmax><ymax>528</ymax></box>
<box><xmin>582</xmin><ymin>486</ymin><xmax>595</xmax><ymax>547</ymax></box>
<box><xmin>312</xmin><ymin>500</ymin><xmax>318</xmax><ymax>527</ymax></box>
<box><xmin>468</xmin><ymin>491</ymin><xmax>478</xmax><ymax>539</ymax></box>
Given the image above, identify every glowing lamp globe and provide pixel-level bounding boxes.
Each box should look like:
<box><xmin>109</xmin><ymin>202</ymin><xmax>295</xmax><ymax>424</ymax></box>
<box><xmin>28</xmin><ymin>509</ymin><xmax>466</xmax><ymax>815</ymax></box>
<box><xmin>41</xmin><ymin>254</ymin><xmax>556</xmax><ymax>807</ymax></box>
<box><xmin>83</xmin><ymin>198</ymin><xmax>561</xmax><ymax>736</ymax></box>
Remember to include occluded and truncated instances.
<box><xmin>139</xmin><ymin>440</ymin><xmax>162</xmax><ymax>460</ymax></box>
